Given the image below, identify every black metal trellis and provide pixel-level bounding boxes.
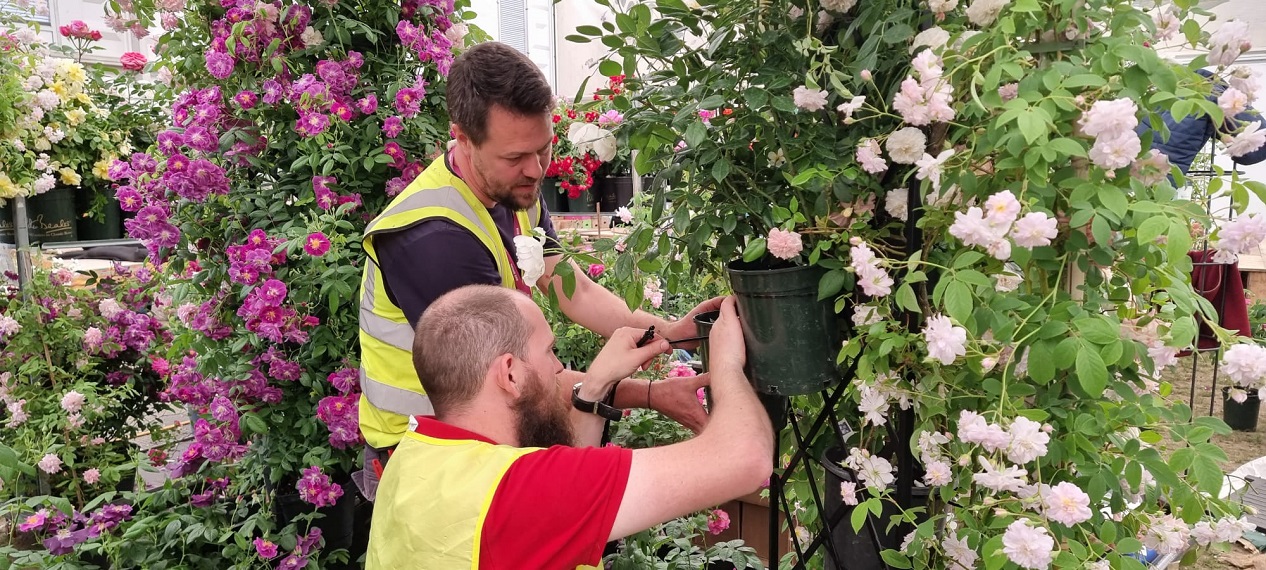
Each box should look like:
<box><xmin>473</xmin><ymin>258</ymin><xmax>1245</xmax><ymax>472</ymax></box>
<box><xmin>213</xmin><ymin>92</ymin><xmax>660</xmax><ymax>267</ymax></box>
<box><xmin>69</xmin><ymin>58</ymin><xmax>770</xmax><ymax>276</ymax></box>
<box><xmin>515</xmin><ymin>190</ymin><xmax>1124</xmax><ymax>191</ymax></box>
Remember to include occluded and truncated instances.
<box><xmin>1183</xmin><ymin>133</ymin><xmax>1236</xmax><ymax>417</ymax></box>
<box><xmin>765</xmin><ymin>177</ymin><xmax>926</xmax><ymax>570</ymax></box>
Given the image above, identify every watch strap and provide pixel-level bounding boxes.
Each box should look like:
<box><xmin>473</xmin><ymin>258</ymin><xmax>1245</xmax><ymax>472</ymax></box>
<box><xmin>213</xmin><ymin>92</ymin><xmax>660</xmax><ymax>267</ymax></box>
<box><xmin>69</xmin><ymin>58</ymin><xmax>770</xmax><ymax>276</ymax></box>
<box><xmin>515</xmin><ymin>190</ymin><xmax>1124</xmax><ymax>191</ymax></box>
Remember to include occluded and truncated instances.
<box><xmin>572</xmin><ymin>381</ymin><xmax>624</xmax><ymax>422</ymax></box>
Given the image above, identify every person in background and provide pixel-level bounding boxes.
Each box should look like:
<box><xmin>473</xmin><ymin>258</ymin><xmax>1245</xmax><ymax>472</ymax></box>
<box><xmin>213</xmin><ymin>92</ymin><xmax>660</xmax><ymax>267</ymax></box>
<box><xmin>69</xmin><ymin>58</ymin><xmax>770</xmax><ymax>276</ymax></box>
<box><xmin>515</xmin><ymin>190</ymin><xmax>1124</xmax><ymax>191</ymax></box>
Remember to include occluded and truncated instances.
<box><xmin>366</xmin><ymin>286</ymin><xmax>773</xmax><ymax>569</ymax></box>
<box><xmin>355</xmin><ymin>42</ymin><xmax>716</xmax><ymax>497</ymax></box>
<box><xmin>1137</xmin><ymin>68</ymin><xmax>1266</xmax><ymax>175</ymax></box>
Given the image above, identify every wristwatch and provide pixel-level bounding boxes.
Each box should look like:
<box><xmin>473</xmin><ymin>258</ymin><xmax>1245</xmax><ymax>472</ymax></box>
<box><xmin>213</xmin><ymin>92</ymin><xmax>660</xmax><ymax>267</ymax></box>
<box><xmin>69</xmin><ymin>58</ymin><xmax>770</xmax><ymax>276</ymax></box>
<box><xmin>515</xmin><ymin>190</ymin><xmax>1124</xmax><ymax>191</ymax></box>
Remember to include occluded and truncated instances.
<box><xmin>572</xmin><ymin>382</ymin><xmax>623</xmax><ymax>422</ymax></box>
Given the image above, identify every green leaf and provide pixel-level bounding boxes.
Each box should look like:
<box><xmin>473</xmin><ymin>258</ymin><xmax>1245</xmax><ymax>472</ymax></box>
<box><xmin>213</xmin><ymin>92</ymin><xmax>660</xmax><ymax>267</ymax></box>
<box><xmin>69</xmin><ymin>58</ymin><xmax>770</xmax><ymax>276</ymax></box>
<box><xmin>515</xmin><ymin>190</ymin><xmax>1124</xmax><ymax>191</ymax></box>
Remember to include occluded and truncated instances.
<box><xmin>1016</xmin><ymin>107</ymin><xmax>1052</xmax><ymax>144</ymax></box>
<box><xmin>818</xmin><ymin>269</ymin><xmax>848</xmax><ymax>301</ymax></box>
<box><xmin>952</xmin><ymin>251</ymin><xmax>984</xmax><ymax>269</ymax></box>
<box><xmin>1075</xmin><ymin>346</ymin><xmax>1108</xmax><ymax>397</ymax></box>
<box><xmin>1028</xmin><ymin>341</ymin><xmax>1054</xmax><ymax>383</ymax></box>
<box><xmin>742</xmin><ymin>239</ymin><xmax>767</xmax><ymax>262</ymax></box>
<box><xmin>895</xmin><ymin>283</ymin><xmax>921</xmax><ymax>313</ymax></box>
<box><xmin>880</xmin><ymin>550</ymin><xmax>913</xmax><ymax>569</ymax></box>
<box><xmin>575</xmin><ymin>25</ymin><xmax>602</xmax><ymax>36</ymax></box>
<box><xmin>944</xmin><ymin>280</ymin><xmax>972</xmax><ymax>324</ymax></box>
<box><xmin>1136</xmin><ymin>215</ymin><xmax>1169</xmax><ymax>245</ymax></box>
<box><xmin>685</xmin><ymin>121</ymin><xmax>707</xmax><ymax>149</ymax></box>
<box><xmin>1074</xmin><ymin>316</ymin><xmax>1119</xmax><ymax>345</ymax></box>
<box><xmin>711</xmin><ymin>157</ymin><xmax>732</xmax><ymax>182</ymax></box>
<box><xmin>598</xmin><ymin>59</ymin><xmax>623</xmax><ymax>77</ymax></box>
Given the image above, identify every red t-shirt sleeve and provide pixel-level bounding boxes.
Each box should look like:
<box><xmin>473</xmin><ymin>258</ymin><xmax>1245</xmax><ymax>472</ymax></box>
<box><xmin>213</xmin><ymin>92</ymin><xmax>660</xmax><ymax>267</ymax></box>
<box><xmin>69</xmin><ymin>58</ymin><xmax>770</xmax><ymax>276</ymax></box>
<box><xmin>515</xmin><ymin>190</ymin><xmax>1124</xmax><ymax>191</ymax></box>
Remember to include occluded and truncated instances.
<box><xmin>479</xmin><ymin>444</ymin><xmax>633</xmax><ymax>569</ymax></box>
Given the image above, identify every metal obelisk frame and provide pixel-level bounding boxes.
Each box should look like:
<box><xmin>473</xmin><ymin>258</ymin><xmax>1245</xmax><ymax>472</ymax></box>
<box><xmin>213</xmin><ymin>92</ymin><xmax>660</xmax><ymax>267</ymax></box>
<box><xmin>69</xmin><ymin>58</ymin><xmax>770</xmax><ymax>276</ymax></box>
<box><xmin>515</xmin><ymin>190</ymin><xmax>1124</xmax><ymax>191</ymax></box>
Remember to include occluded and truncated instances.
<box><xmin>764</xmin><ymin>176</ymin><xmax>924</xmax><ymax>569</ymax></box>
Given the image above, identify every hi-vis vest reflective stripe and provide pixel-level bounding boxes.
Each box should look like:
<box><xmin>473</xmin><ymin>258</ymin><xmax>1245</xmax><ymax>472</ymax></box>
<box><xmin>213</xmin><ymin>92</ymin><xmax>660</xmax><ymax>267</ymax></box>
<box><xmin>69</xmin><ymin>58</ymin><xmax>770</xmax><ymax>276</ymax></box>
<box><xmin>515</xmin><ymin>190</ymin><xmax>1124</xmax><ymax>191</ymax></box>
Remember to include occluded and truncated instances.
<box><xmin>365</xmin><ymin>430</ymin><xmax>538</xmax><ymax>569</ymax></box>
<box><xmin>358</xmin><ymin>157</ymin><xmax>540</xmax><ymax>449</ymax></box>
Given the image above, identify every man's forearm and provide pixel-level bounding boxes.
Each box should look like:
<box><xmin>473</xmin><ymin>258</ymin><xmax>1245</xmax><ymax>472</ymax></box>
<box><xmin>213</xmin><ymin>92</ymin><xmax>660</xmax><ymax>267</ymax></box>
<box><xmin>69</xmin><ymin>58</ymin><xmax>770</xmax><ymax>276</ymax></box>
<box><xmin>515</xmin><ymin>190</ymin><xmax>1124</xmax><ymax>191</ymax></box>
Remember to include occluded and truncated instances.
<box><xmin>700</xmin><ymin>364</ymin><xmax>773</xmax><ymax>456</ymax></box>
<box><xmin>565</xmin><ymin>369</ymin><xmax>613</xmax><ymax>448</ymax></box>
<box><xmin>545</xmin><ymin>260</ymin><xmax>666</xmax><ymax>338</ymax></box>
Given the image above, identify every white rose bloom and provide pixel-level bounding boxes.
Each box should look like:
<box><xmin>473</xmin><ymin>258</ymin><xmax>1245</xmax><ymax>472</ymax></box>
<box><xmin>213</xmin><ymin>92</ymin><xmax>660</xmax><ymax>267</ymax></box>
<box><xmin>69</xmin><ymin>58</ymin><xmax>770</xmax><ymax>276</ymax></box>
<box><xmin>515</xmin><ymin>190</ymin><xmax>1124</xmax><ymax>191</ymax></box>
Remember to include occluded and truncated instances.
<box><xmin>821</xmin><ymin>0</ymin><xmax>857</xmax><ymax>13</ymax></box>
<box><xmin>513</xmin><ymin>235</ymin><xmax>546</xmax><ymax>285</ymax></box>
<box><xmin>910</xmin><ymin>27</ymin><xmax>950</xmax><ymax>53</ymax></box>
<box><xmin>965</xmin><ymin>0</ymin><xmax>1010</xmax><ymax>27</ymax></box>
<box><xmin>928</xmin><ymin>0</ymin><xmax>959</xmax><ymax>13</ymax></box>
<box><xmin>300</xmin><ymin>26</ymin><xmax>324</xmax><ymax>48</ymax></box>
<box><xmin>886</xmin><ymin>127</ymin><xmax>927</xmax><ymax>164</ymax></box>
<box><xmin>567</xmin><ymin>123</ymin><xmax>617</xmax><ymax>161</ymax></box>
<box><xmin>445</xmin><ymin>23</ymin><xmax>468</xmax><ymax>45</ymax></box>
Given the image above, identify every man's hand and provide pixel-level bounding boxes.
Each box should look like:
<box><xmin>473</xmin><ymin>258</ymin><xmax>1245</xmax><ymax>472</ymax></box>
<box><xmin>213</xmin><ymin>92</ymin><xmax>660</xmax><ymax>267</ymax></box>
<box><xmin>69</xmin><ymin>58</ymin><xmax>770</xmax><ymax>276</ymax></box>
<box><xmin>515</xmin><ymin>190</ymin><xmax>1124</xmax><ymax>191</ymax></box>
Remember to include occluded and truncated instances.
<box><xmin>648</xmin><ymin>372</ymin><xmax>711</xmax><ymax>433</ymax></box>
<box><xmin>579</xmin><ymin>327</ymin><xmax>670</xmax><ymax>401</ymax></box>
<box><xmin>708</xmin><ymin>297</ymin><xmax>746</xmax><ymax>373</ymax></box>
<box><xmin>659</xmin><ymin>296</ymin><xmax>726</xmax><ymax>350</ymax></box>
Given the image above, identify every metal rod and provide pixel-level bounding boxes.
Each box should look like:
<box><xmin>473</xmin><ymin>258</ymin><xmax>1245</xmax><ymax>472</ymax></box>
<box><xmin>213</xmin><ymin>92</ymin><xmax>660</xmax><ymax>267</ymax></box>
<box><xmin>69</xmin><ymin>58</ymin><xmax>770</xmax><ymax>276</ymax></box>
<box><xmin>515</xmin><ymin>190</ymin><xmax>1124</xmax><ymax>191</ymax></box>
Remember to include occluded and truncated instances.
<box><xmin>13</xmin><ymin>195</ymin><xmax>32</xmax><ymax>293</ymax></box>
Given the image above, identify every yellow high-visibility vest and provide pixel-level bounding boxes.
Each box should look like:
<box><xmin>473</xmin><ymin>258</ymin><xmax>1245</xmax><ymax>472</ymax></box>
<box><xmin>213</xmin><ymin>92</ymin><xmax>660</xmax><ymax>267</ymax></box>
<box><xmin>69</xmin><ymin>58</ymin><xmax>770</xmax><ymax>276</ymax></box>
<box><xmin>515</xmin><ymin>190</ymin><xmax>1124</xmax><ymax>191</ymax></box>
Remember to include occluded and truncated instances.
<box><xmin>357</xmin><ymin>157</ymin><xmax>539</xmax><ymax>449</ymax></box>
<box><xmin>365</xmin><ymin>429</ymin><xmax>538</xmax><ymax>569</ymax></box>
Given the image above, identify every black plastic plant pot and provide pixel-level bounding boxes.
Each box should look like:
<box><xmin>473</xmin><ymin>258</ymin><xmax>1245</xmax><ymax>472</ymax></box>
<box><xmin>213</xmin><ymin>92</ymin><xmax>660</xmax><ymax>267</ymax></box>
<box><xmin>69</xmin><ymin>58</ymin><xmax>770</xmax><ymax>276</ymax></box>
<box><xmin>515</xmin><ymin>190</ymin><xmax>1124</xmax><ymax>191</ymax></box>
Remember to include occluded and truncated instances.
<box><xmin>821</xmin><ymin>446</ymin><xmax>930</xmax><ymax>570</ymax></box>
<box><xmin>1223</xmin><ymin>386</ymin><xmax>1261</xmax><ymax>432</ymax></box>
<box><xmin>694</xmin><ymin>310</ymin><xmax>719</xmax><ymax>373</ymax></box>
<box><xmin>0</xmin><ymin>202</ymin><xmax>13</xmax><ymax>244</ymax></box>
<box><xmin>274</xmin><ymin>480</ymin><xmax>359</xmax><ymax>555</ymax></box>
<box><xmin>26</xmin><ymin>187</ymin><xmax>78</xmax><ymax>244</ymax></box>
<box><xmin>540</xmin><ymin>177</ymin><xmax>566</xmax><ymax>214</ymax></box>
<box><xmin>75</xmin><ymin>188</ymin><xmax>123</xmax><ymax>241</ymax></box>
<box><xmin>726</xmin><ymin>259</ymin><xmax>842</xmax><ymax>396</ymax></box>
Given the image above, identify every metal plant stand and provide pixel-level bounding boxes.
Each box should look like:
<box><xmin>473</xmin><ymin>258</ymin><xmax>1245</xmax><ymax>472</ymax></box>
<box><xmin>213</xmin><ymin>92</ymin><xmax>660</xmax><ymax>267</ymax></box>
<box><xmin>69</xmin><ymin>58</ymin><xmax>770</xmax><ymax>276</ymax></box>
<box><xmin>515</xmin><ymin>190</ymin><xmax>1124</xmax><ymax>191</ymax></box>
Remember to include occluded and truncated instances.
<box><xmin>765</xmin><ymin>178</ymin><xmax>926</xmax><ymax>569</ymax></box>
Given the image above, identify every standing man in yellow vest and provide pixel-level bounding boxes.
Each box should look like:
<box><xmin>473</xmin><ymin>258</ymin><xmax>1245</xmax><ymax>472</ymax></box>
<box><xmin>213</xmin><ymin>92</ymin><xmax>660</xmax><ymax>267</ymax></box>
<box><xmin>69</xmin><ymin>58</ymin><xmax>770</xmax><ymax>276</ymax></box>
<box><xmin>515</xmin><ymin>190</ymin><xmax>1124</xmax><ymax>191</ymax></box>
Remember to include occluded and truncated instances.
<box><xmin>367</xmin><ymin>286</ymin><xmax>773</xmax><ymax>569</ymax></box>
<box><xmin>357</xmin><ymin>42</ymin><xmax>718</xmax><ymax>496</ymax></box>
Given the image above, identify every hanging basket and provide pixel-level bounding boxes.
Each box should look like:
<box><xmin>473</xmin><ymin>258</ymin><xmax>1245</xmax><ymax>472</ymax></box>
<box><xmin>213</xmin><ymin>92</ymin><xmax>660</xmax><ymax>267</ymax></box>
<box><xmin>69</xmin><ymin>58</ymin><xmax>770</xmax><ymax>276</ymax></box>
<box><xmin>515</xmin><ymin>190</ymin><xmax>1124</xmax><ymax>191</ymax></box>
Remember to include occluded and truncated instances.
<box><xmin>26</xmin><ymin>187</ymin><xmax>78</xmax><ymax>244</ymax></box>
<box><xmin>726</xmin><ymin>259</ymin><xmax>843</xmax><ymax>396</ymax></box>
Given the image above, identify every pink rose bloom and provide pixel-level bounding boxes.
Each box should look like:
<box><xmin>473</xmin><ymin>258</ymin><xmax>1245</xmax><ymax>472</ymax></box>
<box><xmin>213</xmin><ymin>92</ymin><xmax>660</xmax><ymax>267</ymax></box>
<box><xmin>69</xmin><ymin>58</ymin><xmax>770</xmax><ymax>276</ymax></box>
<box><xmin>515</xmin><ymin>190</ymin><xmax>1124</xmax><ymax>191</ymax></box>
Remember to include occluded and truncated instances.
<box><xmin>60</xmin><ymin>390</ymin><xmax>86</xmax><ymax>414</ymax></box>
<box><xmin>767</xmin><ymin>228</ymin><xmax>804</xmax><ymax>260</ymax></box>
<box><xmin>304</xmin><ymin>232</ymin><xmax>331</xmax><ymax>257</ymax></box>
<box><xmin>38</xmin><ymin>454</ymin><xmax>62</xmax><ymax>474</ymax></box>
<box><xmin>1043</xmin><ymin>481</ymin><xmax>1092</xmax><ymax>526</ymax></box>
<box><xmin>120</xmin><ymin>51</ymin><xmax>147</xmax><ymax>71</ymax></box>
<box><xmin>83</xmin><ymin>468</ymin><xmax>101</xmax><ymax>484</ymax></box>
<box><xmin>669</xmin><ymin>362</ymin><xmax>697</xmax><ymax>378</ymax></box>
<box><xmin>254</xmin><ymin>537</ymin><xmax>279</xmax><ymax>559</ymax></box>
<box><xmin>587</xmin><ymin>263</ymin><xmax>605</xmax><ymax>278</ymax></box>
<box><xmin>706</xmin><ymin>509</ymin><xmax>731</xmax><ymax>535</ymax></box>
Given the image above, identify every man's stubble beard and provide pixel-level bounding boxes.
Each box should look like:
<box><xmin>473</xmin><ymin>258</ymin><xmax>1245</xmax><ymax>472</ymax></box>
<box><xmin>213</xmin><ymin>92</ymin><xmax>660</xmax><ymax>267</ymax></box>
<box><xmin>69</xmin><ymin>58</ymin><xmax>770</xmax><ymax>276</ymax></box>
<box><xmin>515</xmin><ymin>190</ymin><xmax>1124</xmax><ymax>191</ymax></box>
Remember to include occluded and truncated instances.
<box><xmin>513</xmin><ymin>368</ymin><xmax>575</xmax><ymax>448</ymax></box>
<box><xmin>471</xmin><ymin>151</ymin><xmax>541</xmax><ymax>211</ymax></box>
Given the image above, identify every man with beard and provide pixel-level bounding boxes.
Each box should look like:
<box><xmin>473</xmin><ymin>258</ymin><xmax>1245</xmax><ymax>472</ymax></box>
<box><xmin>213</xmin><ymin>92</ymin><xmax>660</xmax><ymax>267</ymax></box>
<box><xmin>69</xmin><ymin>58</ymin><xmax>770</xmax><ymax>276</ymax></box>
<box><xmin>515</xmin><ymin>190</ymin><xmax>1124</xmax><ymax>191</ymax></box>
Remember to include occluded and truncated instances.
<box><xmin>366</xmin><ymin>286</ymin><xmax>773</xmax><ymax>569</ymax></box>
<box><xmin>357</xmin><ymin>41</ymin><xmax>717</xmax><ymax>495</ymax></box>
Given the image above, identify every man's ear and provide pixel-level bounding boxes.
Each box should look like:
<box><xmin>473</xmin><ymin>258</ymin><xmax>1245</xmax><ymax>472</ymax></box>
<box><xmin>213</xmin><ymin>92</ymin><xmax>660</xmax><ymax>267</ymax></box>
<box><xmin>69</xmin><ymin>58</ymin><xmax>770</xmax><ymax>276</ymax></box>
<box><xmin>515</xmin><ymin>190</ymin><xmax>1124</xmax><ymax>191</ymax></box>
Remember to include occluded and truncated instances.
<box><xmin>451</xmin><ymin>122</ymin><xmax>472</xmax><ymax>150</ymax></box>
<box><xmin>491</xmin><ymin>353</ymin><xmax>524</xmax><ymax>398</ymax></box>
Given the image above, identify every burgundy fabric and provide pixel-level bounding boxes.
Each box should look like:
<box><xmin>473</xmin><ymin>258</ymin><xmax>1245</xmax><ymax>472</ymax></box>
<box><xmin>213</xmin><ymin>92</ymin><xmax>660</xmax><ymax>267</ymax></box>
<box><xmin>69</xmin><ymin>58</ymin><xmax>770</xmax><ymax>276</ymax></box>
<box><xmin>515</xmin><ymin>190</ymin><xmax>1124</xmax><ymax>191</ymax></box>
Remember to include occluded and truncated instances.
<box><xmin>1188</xmin><ymin>250</ymin><xmax>1251</xmax><ymax>349</ymax></box>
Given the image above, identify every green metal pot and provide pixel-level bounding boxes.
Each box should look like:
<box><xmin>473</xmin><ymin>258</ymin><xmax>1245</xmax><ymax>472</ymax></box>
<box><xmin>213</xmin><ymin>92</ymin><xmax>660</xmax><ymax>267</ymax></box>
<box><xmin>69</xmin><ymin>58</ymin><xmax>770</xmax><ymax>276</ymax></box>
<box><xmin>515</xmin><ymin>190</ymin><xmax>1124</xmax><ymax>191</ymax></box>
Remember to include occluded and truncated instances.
<box><xmin>727</xmin><ymin>259</ymin><xmax>842</xmax><ymax>396</ymax></box>
<box><xmin>26</xmin><ymin>187</ymin><xmax>78</xmax><ymax>244</ymax></box>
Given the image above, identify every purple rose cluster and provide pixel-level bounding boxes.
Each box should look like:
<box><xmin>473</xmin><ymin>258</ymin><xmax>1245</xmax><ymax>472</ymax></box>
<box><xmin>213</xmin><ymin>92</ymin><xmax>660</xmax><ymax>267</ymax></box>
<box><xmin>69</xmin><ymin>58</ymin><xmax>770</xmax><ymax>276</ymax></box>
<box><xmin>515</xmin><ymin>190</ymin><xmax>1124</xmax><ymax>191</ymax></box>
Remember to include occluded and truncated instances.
<box><xmin>17</xmin><ymin>504</ymin><xmax>134</xmax><ymax>556</ymax></box>
<box><xmin>316</xmin><ymin>368</ymin><xmax>361</xmax><ymax>449</ymax></box>
<box><xmin>296</xmin><ymin>466</ymin><xmax>343</xmax><ymax>508</ymax></box>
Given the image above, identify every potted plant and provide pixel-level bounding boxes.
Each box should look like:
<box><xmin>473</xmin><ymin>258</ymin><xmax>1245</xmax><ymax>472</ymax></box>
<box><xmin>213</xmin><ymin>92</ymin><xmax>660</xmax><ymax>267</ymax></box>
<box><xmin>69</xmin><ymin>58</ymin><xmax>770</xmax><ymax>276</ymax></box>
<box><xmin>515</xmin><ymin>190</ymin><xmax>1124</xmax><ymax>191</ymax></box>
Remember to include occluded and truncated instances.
<box><xmin>581</xmin><ymin>0</ymin><xmax>1266</xmax><ymax>567</ymax></box>
<box><xmin>548</xmin><ymin>80</ymin><xmax>622</xmax><ymax>212</ymax></box>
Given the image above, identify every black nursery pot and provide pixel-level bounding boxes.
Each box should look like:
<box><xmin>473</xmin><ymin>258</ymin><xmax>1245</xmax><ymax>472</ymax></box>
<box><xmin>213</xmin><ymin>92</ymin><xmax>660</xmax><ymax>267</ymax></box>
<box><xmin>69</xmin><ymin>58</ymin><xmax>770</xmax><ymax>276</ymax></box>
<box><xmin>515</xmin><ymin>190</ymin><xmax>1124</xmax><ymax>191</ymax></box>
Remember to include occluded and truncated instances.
<box><xmin>821</xmin><ymin>446</ymin><xmax>930</xmax><ymax>570</ymax></box>
<box><xmin>274</xmin><ymin>479</ymin><xmax>360</xmax><ymax>564</ymax></box>
<box><xmin>1223</xmin><ymin>386</ymin><xmax>1261</xmax><ymax>432</ymax></box>
<box><xmin>726</xmin><ymin>260</ymin><xmax>842</xmax><ymax>396</ymax></box>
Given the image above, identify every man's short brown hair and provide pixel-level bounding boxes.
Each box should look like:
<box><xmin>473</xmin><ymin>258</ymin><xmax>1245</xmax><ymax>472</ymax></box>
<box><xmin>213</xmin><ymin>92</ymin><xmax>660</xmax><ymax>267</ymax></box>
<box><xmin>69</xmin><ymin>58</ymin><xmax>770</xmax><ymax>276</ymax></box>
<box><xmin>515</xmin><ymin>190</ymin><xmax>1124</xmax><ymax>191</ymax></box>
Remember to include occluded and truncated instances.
<box><xmin>412</xmin><ymin>285</ymin><xmax>532</xmax><ymax>414</ymax></box>
<box><xmin>447</xmin><ymin>42</ymin><xmax>554</xmax><ymax>146</ymax></box>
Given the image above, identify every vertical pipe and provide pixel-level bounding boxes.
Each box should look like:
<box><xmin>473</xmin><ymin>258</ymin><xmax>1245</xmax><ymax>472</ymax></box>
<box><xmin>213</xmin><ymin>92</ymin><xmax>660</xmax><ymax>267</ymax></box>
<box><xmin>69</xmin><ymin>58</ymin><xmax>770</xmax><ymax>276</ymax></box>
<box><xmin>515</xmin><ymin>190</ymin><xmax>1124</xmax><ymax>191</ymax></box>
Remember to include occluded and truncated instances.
<box><xmin>13</xmin><ymin>195</ymin><xmax>33</xmax><ymax>294</ymax></box>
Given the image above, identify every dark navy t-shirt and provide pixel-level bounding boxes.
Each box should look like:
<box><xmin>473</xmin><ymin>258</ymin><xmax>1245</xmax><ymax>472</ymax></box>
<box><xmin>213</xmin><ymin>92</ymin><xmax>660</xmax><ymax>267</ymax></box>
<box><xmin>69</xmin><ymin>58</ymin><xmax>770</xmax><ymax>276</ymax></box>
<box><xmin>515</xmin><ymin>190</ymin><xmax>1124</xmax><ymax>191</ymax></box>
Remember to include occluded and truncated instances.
<box><xmin>375</xmin><ymin>162</ymin><xmax>560</xmax><ymax>328</ymax></box>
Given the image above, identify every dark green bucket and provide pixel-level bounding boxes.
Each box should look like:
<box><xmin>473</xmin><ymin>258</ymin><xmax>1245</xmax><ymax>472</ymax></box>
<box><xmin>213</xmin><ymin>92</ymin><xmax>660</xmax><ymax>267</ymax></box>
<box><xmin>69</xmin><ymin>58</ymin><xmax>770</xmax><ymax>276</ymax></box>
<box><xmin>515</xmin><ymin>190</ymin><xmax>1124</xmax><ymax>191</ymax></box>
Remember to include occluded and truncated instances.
<box><xmin>27</xmin><ymin>187</ymin><xmax>78</xmax><ymax>244</ymax></box>
<box><xmin>0</xmin><ymin>202</ymin><xmax>13</xmax><ymax>244</ymax></box>
<box><xmin>76</xmin><ymin>187</ymin><xmax>123</xmax><ymax>241</ymax></box>
<box><xmin>726</xmin><ymin>260</ymin><xmax>842</xmax><ymax>396</ymax></box>
<box><xmin>1223</xmin><ymin>387</ymin><xmax>1260</xmax><ymax>432</ymax></box>
<box><xmin>693</xmin><ymin>310</ymin><xmax>719</xmax><ymax>373</ymax></box>
<box><xmin>566</xmin><ymin>187</ymin><xmax>597</xmax><ymax>213</ymax></box>
<box><xmin>540</xmin><ymin>177</ymin><xmax>566</xmax><ymax>214</ymax></box>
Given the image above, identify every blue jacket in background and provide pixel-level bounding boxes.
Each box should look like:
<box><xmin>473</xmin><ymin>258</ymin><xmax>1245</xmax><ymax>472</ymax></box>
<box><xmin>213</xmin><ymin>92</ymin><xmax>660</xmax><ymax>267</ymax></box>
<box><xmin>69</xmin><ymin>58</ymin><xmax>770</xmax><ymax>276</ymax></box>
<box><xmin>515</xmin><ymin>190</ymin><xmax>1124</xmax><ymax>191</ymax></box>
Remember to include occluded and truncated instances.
<box><xmin>1136</xmin><ymin>68</ymin><xmax>1266</xmax><ymax>174</ymax></box>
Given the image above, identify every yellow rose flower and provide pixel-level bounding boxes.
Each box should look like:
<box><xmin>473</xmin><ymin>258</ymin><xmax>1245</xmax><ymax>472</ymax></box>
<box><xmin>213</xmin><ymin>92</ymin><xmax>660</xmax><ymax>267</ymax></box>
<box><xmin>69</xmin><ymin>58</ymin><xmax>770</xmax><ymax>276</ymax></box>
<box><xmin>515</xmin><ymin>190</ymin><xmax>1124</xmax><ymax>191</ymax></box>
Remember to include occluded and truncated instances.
<box><xmin>56</xmin><ymin>60</ymin><xmax>87</xmax><ymax>85</ymax></box>
<box><xmin>49</xmin><ymin>81</ymin><xmax>69</xmax><ymax>101</ymax></box>
<box><xmin>74</xmin><ymin>93</ymin><xmax>90</xmax><ymax>104</ymax></box>
<box><xmin>93</xmin><ymin>155</ymin><xmax>116</xmax><ymax>179</ymax></box>
<box><xmin>65</xmin><ymin>108</ymin><xmax>87</xmax><ymax>126</ymax></box>
<box><xmin>0</xmin><ymin>174</ymin><xmax>19</xmax><ymax>199</ymax></box>
<box><xmin>58</xmin><ymin>167</ymin><xmax>82</xmax><ymax>187</ymax></box>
